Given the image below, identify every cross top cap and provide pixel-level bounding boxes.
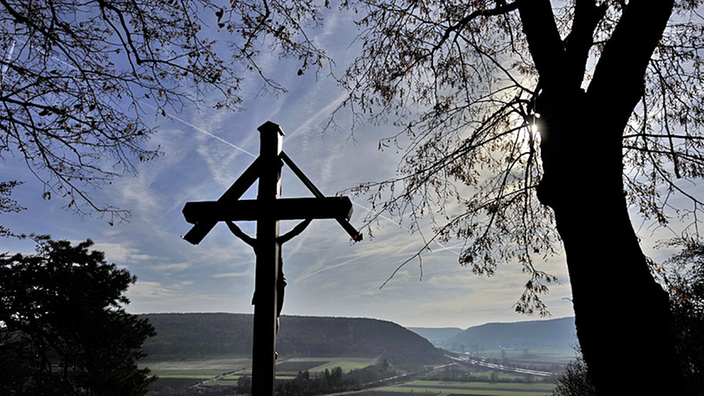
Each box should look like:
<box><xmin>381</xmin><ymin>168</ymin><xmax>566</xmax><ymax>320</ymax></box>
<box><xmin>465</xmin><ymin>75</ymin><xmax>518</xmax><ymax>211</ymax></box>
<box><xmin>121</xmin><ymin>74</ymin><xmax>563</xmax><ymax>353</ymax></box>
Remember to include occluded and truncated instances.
<box><xmin>258</xmin><ymin>121</ymin><xmax>285</xmax><ymax>137</ymax></box>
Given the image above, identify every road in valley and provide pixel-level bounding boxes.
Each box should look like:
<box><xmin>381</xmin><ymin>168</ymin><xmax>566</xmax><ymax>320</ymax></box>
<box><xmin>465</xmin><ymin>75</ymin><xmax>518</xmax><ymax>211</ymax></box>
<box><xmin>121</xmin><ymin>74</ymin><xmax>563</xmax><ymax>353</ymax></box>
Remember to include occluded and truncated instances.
<box><xmin>446</xmin><ymin>354</ymin><xmax>555</xmax><ymax>377</ymax></box>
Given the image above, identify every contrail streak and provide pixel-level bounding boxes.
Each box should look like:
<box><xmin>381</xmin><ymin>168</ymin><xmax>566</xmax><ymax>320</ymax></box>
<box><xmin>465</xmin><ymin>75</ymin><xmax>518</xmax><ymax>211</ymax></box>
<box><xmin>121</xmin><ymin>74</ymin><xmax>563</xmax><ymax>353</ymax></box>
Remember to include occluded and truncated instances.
<box><xmin>1</xmin><ymin>40</ymin><xmax>16</xmax><ymax>85</ymax></box>
<box><xmin>141</xmin><ymin>102</ymin><xmax>257</xmax><ymax>158</ymax></box>
<box><xmin>6</xmin><ymin>37</ymin><xmax>256</xmax><ymax>161</ymax></box>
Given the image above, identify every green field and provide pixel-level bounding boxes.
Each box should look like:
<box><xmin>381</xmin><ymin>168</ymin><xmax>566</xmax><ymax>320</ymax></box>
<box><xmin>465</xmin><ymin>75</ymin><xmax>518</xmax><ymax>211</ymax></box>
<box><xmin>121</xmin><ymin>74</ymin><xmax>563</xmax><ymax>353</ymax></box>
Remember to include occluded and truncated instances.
<box><xmin>278</xmin><ymin>357</ymin><xmax>377</xmax><ymax>374</ymax></box>
<box><xmin>151</xmin><ymin>371</ymin><xmax>224</xmax><ymax>379</ymax></box>
<box><xmin>145</xmin><ymin>358</ymin><xmax>250</xmax><ymax>379</ymax></box>
<box><xmin>372</xmin><ymin>380</ymin><xmax>555</xmax><ymax>396</ymax></box>
<box><xmin>146</xmin><ymin>357</ymin><xmax>376</xmax><ymax>382</ymax></box>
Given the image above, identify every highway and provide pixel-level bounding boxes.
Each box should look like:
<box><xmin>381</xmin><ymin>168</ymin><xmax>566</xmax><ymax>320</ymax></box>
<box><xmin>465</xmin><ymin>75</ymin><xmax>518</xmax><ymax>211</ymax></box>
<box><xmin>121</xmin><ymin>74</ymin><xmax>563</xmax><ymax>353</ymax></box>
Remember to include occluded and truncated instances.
<box><xmin>446</xmin><ymin>354</ymin><xmax>555</xmax><ymax>377</ymax></box>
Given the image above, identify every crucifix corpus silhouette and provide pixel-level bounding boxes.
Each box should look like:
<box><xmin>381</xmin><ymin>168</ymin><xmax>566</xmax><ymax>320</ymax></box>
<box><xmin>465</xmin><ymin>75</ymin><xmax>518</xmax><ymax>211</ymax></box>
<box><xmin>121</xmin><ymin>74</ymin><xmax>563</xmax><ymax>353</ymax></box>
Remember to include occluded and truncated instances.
<box><xmin>181</xmin><ymin>121</ymin><xmax>362</xmax><ymax>395</ymax></box>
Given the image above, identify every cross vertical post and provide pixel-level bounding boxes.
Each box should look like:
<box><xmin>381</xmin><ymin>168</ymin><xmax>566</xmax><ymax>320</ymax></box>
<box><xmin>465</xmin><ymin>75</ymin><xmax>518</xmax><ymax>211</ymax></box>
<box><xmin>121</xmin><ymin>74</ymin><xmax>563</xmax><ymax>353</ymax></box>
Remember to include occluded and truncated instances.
<box><xmin>181</xmin><ymin>120</ymin><xmax>362</xmax><ymax>395</ymax></box>
<box><xmin>252</xmin><ymin>121</ymin><xmax>284</xmax><ymax>395</ymax></box>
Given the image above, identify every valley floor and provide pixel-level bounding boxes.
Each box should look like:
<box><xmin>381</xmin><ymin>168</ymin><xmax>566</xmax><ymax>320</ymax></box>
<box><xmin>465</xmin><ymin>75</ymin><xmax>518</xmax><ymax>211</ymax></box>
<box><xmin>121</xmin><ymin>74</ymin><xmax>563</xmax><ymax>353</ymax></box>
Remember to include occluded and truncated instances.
<box><xmin>145</xmin><ymin>356</ymin><xmax>558</xmax><ymax>396</ymax></box>
<box><xmin>338</xmin><ymin>380</ymin><xmax>554</xmax><ymax>396</ymax></box>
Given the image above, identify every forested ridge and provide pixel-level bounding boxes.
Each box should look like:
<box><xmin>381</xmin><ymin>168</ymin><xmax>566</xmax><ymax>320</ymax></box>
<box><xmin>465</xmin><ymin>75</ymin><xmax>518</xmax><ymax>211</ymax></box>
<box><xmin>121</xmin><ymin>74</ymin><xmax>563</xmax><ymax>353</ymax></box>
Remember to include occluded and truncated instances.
<box><xmin>141</xmin><ymin>313</ymin><xmax>446</xmax><ymax>366</ymax></box>
<box><xmin>448</xmin><ymin>317</ymin><xmax>577</xmax><ymax>350</ymax></box>
<box><xmin>410</xmin><ymin>317</ymin><xmax>577</xmax><ymax>351</ymax></box>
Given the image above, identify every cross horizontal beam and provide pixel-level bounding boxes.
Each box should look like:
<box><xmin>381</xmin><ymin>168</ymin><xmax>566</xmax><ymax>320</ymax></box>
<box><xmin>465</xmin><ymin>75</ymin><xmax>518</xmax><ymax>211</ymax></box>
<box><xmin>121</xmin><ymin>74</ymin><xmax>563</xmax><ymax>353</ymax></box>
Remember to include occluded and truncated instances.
<box><xmin>281</xmin><ymin>152</ymin><xmax>362</xmax><ymax>241</ymax></box>
<box><xmin>182</xmin><ymin>158</ymin><xmax>261</xmax><ymax>245</ymax></box>
<box><xmin>183</xmin><ymin>197</ymin><xmax>353</xmax><ymax>224</ymax></box>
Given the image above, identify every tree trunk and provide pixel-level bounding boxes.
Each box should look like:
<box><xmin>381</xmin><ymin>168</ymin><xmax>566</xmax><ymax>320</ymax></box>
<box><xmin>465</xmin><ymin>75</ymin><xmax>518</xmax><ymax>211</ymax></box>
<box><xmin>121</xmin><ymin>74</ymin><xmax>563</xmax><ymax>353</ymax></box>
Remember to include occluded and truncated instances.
<box><xmin>515</xmin><ymin>0</ymin><xmax>688</xmax><ymax>392</ymax></box>
<box><xmin>536</xmin><ymin>90</ymin><xmax>688</xmax><ymax>395</ymax></box>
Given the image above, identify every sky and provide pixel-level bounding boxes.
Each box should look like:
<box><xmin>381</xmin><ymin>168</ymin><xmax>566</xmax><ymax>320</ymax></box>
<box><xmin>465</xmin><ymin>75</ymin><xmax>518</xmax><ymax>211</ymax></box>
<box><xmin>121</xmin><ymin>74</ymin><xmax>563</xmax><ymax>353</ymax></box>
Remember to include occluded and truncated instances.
<box><xmin>0</xmin><ymin>8</ymin><xmax>692</xmax><ymax>329</ymax></box>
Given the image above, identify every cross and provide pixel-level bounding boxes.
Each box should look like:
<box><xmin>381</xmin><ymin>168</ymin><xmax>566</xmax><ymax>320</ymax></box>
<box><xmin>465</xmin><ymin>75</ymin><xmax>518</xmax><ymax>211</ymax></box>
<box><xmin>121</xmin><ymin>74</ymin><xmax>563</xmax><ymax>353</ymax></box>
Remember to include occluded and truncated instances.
<box><xmin>182</xmin><ymin>121</ymin><xmax>361</xmax><ymax>395</ymax></box>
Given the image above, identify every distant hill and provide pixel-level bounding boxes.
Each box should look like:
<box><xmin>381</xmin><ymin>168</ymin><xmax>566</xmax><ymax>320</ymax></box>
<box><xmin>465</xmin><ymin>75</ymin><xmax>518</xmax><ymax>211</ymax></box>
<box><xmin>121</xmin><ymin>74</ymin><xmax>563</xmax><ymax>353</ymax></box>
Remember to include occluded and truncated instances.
<box><xmin>141</xmin><ymin>313</ymin><xmax>446</xmax><ymax>366</ymax></box>
<box><xmin>448</xmin><ymin>317</ymin><xmax>577</xmax><ymax>351</ymax></box>
<box><xmin>407</xmin><ymin>327</ymin><xmax>464</xmax><ymax>348</ymax></box>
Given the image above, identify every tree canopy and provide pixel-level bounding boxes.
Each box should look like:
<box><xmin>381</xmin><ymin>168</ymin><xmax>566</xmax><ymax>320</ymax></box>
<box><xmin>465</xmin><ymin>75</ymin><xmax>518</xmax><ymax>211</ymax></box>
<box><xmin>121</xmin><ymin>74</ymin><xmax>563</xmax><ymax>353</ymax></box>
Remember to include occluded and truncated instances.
<box><xmin>0</xmin><ymin>180</ymin><xmax>24</xmax><ymax>237</ymax></box>
<box><xmin>338</xmin><ymin>0</ymin><xmax>704</xmax><ymax>311</ymax></box>
<box><xmin>0</xmin><ymin>236</ymin><xmax>155</xmax><ymax>395</ymax></box>
<box><xmin>0</xmin><ymin>0</ymin><xmax>328</xmax><ymax>222</ymax></box>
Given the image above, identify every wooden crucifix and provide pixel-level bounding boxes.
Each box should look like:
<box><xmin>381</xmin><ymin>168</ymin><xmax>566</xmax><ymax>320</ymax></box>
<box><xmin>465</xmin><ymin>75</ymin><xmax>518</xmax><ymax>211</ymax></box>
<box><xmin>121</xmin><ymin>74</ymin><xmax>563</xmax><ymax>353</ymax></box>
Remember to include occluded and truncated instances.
<box><xmin>182</xmin><ymin>121</ymin><xmax>361</xmax><ymax>395</ymax></box>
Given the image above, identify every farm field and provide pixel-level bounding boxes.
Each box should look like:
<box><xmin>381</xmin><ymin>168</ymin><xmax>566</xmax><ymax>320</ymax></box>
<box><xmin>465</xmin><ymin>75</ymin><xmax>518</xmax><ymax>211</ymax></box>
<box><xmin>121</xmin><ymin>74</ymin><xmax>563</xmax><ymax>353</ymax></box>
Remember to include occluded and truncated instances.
<box><xmin>207</xmin><ymin>357</ymin><xmax>378</xmax><ymax>381</ymax></box>
<box><xmin>145</xmin><ymin>356</ymin><xmax>559</xmax><ymax>395</ymax></box>
<box><xmin>347</xmin><ymin>380</ymin><xmax>555</xmax><ymax>396</ymax></box>
<box><xmin>145</xmin><ymin>358</ymin><xmax>251</xmax><ymax>379</ymax></box>
<box><xmin>147</xmin><ymin>356</ymin><xmax>377</xmax><ymax>377</ymax></box>
<box><xmin>277</xmin><ymin>357</ymin><xmax>378</xmax><ymax>375</ymax></box>
<box><xmin>477</xmin><ymin>347</ymin><xmax>575</xmax><ymax>361</ymax></box>
<box><xmin>145</xmin><ymin>356</ymin><xmax>380</xmax><ymax>393</ymax></box>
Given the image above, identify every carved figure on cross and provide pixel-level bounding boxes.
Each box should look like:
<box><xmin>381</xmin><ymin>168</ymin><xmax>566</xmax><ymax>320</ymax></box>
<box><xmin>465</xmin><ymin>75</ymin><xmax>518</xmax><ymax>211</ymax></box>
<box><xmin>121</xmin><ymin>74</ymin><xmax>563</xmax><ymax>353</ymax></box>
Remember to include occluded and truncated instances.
<box><xmin>181</xmin><ymin>121</ymin><xmax>361</xmax><ymax>396</ymax></box>
<box><xmin>226</xmin><ymin>218</ymin><xmax>312</xmax><ymax>333</ymax></box>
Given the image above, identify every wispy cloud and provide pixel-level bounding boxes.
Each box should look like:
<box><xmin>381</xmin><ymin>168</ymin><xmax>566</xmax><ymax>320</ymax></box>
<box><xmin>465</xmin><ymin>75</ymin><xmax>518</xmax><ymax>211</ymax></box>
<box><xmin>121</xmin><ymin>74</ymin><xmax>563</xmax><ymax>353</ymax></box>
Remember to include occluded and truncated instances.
<box><xmin>128</xmin><ymin>281</ymin><xmax>185</xmax><ymax>299</ymax></box>
<box><xmin>91</xmin><ymin>242</ymin><xmax>156</xmax><ymax>263</ymax></box>
<box><xmin>213</xmin><ymin>270</ymin><xmax>251</xmax><ymax>279</ymax></box>
<box><xmin>152</xmin><ymin>262</ymin><xmax>192</xmax><ymax>273</ymax></box>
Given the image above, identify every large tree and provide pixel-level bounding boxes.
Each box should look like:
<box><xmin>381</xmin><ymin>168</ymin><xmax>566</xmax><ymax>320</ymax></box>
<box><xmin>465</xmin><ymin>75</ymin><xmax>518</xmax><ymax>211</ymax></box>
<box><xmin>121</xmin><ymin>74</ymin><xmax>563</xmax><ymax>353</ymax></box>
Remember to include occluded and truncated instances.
<box><xmin>335</xmin><ymin>0</ymin><xmax>704</xmax><ymax>394</ymax></box>
<box><xmin>0</xmin><ymin>236</ymin><xmax>155</xmax><ymax>395</ymax></box>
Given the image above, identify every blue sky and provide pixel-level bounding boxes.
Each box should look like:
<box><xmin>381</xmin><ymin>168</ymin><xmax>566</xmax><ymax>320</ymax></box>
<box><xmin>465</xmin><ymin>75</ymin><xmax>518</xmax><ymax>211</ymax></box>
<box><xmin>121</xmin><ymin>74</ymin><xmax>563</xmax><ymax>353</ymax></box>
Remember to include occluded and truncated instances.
<box><xmin>0</xmin><ymin>8</ymin><xmax>690</xmax><ymax>329</ymax></box>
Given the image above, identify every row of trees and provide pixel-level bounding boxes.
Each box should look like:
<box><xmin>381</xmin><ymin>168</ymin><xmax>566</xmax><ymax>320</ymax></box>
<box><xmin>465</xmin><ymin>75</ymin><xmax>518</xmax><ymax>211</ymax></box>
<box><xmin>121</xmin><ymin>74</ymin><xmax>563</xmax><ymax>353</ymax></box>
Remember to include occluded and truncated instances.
<box><xmin>277</xmin><ymin>358</ymin><xmax>395</xmax><ymax>396</ymax></box>
<box><xmin>1</xmin><ymin>0</ymin><xmax>703</xmax><ymax>394</ymax></box>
